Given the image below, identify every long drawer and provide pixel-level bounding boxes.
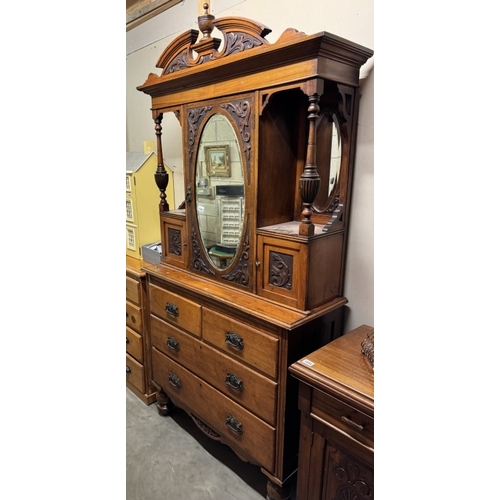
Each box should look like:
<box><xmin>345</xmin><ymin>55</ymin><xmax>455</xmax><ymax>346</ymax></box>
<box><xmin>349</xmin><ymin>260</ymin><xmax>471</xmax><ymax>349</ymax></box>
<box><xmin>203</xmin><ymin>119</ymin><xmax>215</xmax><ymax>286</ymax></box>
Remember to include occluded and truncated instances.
<box><xmin>152</xmin><ymin>347</ymin><xmax>276</xmax><ymax>472</ymax></box>
<box><xmin>311</xmin><ymin>389</ymin><xmax>374</xmax><ymax>449</ymax></box>
<box><xmin>150</xmin><ymin>315</ymin><xmax>277</xmax><ymax>426</ymax></box>
<box><xmin>126</xmin><ymin>353</ymin><xmax>145</xmax><ymax>393</ymax></box>
<box><xmin>149</xmin><ymin>283</ymin><xmax>201</xmax><ymax>337</ymax></box>
<box><xmin>203</xmin><ymin>308</ymin><xmax>279</xmax><ymax>379</ymax></box>
<box><xmin>126</xmin><ymin>326</ymin><xmax>143</xmax><ymax>362</ymax></box>
<box><xmin>126</xmin><ymin>301</ymin><xmax>142</xmax><ymax>334</ymax></box>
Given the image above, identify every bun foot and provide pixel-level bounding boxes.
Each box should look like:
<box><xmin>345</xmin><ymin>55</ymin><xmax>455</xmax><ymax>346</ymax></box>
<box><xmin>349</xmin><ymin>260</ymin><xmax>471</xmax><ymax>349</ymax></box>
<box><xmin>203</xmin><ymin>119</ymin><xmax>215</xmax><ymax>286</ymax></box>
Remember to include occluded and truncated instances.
<box><xmin>266</xmin><ymin>479</ymin><xmax>291</xmax><ymax>500</ymax></box>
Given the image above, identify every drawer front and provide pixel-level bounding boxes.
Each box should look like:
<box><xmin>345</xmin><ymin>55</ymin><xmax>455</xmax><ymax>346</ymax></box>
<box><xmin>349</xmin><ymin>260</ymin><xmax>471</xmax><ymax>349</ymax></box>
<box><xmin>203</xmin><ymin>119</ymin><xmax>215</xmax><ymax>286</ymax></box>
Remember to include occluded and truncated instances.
<box><xmin>126</xmin><ymin>326</ymin><xmax>143</xmax><ymax>362</ymax></box>
<box><xmin>126</xmin><ymin>276</ymin><xmax>140</xmax><ymax>305</ymax></box>
<box><xmin>203</xmin><ymin>308</ymin><xmax>278</xmax><ymax>379</ymax></box>
<box><xmin>152</xmin><ymin>348</ymin><xmax>276</xmax><ymax>472</ymax></box>
<box><xmin>126</xmin><ymin>353</ymin><xmax>145</xmax><ymax>393</ymax></box>
<box><xmin>151</xmin><ymin>315</ymin><xmax>277</xmax><ymax>426</ymax></box>
<box><xmin>149</xmin><ymin>283</ymin><xmax>201</xmax><ymax>337</ymax></box>
<box><xmin>126</xmin><ymin>301</ymin><xmax>142</xmax><ymax>333</ymax></box>
<box><xmin>311</xmin><ymin>389</ymin><xmax>374</xmax><ymax>448</ymax></box>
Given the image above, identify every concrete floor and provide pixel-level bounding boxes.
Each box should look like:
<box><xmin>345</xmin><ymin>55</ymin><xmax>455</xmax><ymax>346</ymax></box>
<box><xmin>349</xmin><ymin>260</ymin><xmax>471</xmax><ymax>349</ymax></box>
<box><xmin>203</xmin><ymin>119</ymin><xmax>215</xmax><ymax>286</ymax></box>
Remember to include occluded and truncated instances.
<box><xmin>126</xmin><ymin>389</ymin><xmax>297</xmax><ymax>500</ymax></box>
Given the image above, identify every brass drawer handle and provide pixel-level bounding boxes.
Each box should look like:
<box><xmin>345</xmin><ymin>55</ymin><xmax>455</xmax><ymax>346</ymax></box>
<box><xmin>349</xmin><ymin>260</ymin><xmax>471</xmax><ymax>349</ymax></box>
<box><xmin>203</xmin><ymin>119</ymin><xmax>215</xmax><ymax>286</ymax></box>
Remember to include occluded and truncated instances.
<box><xmin>126</xmin><ymin>365</ymin><xmax>131</xmax><ymax>373</ymax></box>
<box><xmin>341</xmin><ymin>415</ymin><xmax>365</xmax><ymax>431</ymax></box>
<box><xmin>168</xmin><ymin>372</ymin><xmax>181</xmax><ymax>389</ymax></box>
<box><xmin>167</xmin><ymin>336</ymin><xmax>180</xmax><ymax>352</ymax></box>
<box><xmin>225</xmin><ymin>373</ymin><xmax>243</xmax><ymax>393</ymax></box>
<box><xmin>226</xmin><ymin>415</ymin><xmax>243</xmax><ymax>435</ymax></box>
<box><xmin>225</xmin><ymin>331</ymin><xmax>244</xmax><ymax>351</ymax></box>
<box><xmin>165</xmin><ymin>302</ymin><xmax>179</xmax><ymax>317</ymax></box>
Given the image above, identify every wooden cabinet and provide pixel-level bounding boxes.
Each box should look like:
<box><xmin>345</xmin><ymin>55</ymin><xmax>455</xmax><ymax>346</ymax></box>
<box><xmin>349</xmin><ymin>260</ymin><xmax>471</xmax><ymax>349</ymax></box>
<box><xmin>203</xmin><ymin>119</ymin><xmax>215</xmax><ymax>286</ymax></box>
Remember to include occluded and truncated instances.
<box><xmin>289</xmin><ymin>325</ymin><xmax>374</xmax><ymax>500</ymax></box>
<box><xmin>136</xmin><ymin>5</ymin><xmax>372</xmax><ymax>499</ymax></box>
<box><xmin>126</xmin><ymin>256</ymin><xmax>156</xmax><ymax>405</ymax></box>
<box><xmin>144</xmin><ymin>263</ymin><xmax>345</xmax><ymax>498</ymax></box>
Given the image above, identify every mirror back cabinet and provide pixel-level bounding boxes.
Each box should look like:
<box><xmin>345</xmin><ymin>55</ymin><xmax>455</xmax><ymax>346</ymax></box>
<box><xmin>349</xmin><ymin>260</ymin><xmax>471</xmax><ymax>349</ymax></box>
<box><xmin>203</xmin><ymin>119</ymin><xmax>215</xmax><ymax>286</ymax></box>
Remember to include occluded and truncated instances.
<box><xmin>138</xmin><ymin>5</ymin><xmax>373</xmax><ymax>499</ymax></box>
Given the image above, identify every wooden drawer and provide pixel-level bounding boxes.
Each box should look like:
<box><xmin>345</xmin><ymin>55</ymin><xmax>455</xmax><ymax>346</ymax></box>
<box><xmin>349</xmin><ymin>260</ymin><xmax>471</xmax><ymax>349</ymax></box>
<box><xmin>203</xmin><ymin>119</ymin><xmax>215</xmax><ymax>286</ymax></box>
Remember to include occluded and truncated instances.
<box><xmin>152</xmin><ymin>348</ymin><xmax>276</xmax><ymax>472</ymax></box>
<box><xmin>150</xmin><ymin>315</ymin><xmax>277</xmax><ymax>426</ymax></box>
<box><xmin>126</xmin><ymin>276</ymin><xmax>140</xmax><ymax>305</ymax></box>
<box><xmin>126</xmin><ymin>301</ymin><xmax>142</xmax><ymax>334</ymax></box>
<box><xmin>126</xmin><ymin>353</ymin><xmax>145</xmax><ymax>393</ymax></box>
<box><xmin>149</xmin><ymin>283</ymin><xmax>201</xmax><ymax>337</ymax></box>
<box><xmin>203</xmin><ymin>308</ymin><xmax>278</xmax><ymax>379</ymax></box>
<box><xmin>311</xmin><ymin>389</ymin><xmax>374</xmax><ymax>449</ymax></box>
<box><xmin>126</xmin><ymin>326</ymin><xmax>143</xmax><ymax>363</ymax></box>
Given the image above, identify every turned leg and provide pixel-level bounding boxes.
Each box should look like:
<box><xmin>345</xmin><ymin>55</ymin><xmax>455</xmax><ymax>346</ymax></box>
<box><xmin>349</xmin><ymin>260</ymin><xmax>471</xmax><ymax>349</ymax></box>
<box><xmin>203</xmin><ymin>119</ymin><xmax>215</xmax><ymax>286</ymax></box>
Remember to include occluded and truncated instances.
<box><xmin>155</xmin><ymin>387</ymin><xmax>172</xmax><ymax>416</ymax></box>
<box><xmin>266</xmin><ymin>479</ymin><xmax>291</xmax><ymax>500</ymax></box>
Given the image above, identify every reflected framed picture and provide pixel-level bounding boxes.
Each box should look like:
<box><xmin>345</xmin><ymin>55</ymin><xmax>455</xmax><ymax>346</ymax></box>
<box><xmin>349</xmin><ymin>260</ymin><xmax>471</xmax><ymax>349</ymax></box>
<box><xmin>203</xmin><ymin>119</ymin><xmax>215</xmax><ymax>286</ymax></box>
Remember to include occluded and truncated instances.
<box><xmin>205</xmin><ymin>145</ymin><xmax>230</xmax><ymax>177</ymax></box>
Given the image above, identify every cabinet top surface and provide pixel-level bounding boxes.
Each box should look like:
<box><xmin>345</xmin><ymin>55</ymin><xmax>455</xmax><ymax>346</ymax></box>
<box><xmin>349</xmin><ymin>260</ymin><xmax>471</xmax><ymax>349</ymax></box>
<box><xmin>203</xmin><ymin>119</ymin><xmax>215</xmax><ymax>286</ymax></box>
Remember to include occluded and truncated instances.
<box><xmin>126</xmin><ymin>256</ymin><xmax>145</xmax><ymax>277</ymax></box>
<box><xmin>143</xmin><ymin>262</ymin><xmax>347</xmax><ymax>328</ymax></box>
<box><xmin>289</xmin><ymin>325</ymin><xmax>374</xmax><ymax>408</ymax></box>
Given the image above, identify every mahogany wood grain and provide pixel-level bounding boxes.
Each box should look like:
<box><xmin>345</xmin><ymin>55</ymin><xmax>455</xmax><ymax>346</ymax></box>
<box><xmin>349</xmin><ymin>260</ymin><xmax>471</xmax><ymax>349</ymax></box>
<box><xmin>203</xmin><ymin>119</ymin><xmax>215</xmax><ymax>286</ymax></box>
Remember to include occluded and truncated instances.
<box><xmin>150</xmin><ymin>315</ymin><xmax>278</xmax><ymax>425</ymax></box>
<box><xmin>289</xmin><ymin>325</ymin><xmax>374</xmax><ymax>500</ymax></box>
<box><xmin>152</xmin><ymin>347</ymin><xmax>276</xmax><ymax>471</ymax></box>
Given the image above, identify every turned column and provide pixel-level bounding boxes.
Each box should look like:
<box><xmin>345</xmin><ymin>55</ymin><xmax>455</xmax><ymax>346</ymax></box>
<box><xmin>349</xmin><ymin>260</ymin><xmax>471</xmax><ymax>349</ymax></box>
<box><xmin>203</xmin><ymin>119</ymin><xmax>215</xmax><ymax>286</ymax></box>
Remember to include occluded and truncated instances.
<box><xmin>298</xmin><ymin>93</ymin><xmax>321</xmax><ymax>236</ymax></box>
<box><xmin>153</xmin><ymin>112</ymin><xmax>170</xmax><ymax>212</ymax></box>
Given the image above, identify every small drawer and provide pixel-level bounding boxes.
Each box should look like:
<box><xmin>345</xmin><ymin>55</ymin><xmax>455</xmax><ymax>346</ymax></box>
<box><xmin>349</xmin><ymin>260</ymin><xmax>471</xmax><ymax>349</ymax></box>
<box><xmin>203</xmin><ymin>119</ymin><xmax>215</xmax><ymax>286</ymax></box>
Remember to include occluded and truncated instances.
<box><xmin>126</xmin><ymin>276</ymin><xmax>140</xmax><ymax>305</ymax></box>
<box><xmin>149</xmin><ymin>283</ymin><xmax>201</xmax><ymax>337</ymax></box>
<box><xmin>152</xmin><ymin>348</ymin><xmax>275</xmax><ymax>472</ymax></box>
<box><xmin>126</xmin><ymin>326</ymin><xmax>143</xmax><ymax>363</ymax></box>
<box><xmin>150</xmin><ymin>315</ymin><xmax>277</xmax><ymax>426</ymax></box>
<box><xmin>126</xmin><ymin>301</ymin><xmax>142</xmax><ymax>334</ymax></box>
<box><xmin>203</xmin><ymin>308</ymin><xmax>278</xmax><ymax>379</ymax></box>
<box><xmin>311</xmin><ymin>389</ymin><xmax>374</xmax><ymax>448</ymax></box>
<box><xmin>126</xmin><ymin>353</ymin><xmax>145</xmax><ymax>393</ymax></box>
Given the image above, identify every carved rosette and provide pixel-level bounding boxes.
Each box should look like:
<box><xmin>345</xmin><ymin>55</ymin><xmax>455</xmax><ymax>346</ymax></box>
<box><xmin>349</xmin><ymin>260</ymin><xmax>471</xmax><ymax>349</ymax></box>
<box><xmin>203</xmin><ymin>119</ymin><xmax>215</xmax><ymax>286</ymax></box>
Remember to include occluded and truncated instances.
<box><xmin>328</xmin><ymin>446</ymin><xmax>373</xmax><ymax>499</ymax></box>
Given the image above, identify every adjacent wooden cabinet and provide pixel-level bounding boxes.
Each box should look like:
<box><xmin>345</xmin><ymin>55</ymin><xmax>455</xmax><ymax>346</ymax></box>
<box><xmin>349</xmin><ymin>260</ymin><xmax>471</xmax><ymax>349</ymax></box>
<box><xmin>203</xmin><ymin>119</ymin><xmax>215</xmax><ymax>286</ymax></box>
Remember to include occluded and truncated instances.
<box><xmin>289</xmin><ymin>325</ymin><xmax>374</xmax><ymax>500</ymax></box>
<box><xmin>126</xmin><ymin>256</ymin><xmax>156</xmax><ymax>404</ymax></box>
<box><xmin>136</xmin><ymin>5</ymin><xmax>372</xmax><ymax>499</ymax></box>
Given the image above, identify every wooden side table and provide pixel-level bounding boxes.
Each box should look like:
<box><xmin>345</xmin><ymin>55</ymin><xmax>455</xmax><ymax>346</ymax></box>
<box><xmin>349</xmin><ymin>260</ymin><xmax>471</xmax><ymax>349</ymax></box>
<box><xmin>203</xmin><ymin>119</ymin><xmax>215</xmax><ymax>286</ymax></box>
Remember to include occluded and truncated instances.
<box><xmin>289</xmin><ymin>325</ymin><xmax>374</xmax><ymax>500</ymax></box>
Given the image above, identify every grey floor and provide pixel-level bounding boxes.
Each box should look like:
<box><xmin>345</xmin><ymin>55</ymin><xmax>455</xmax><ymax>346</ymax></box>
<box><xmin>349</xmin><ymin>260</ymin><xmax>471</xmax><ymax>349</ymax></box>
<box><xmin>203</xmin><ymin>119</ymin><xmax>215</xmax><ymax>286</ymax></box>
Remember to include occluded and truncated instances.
<box><xmin>126</xmin><ymin>389</ymin><xmax>297</xmax><ymax>500</ymax></box>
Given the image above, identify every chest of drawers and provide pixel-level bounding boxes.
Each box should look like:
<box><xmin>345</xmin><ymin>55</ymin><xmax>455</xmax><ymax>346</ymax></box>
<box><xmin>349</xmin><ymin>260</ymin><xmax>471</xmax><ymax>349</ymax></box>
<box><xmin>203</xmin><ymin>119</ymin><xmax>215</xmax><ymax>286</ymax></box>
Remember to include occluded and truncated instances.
<box><xmin>144</xmin><ymin>262</ymin><xmax>346</xmax><ymax>499</ymax></box>
<box><xmin>126</xmin><ymin>256</ymin><xmax>156</xmax><ymax>405</ymax></box>
<box><xmin>289</xmin><ymin>325</ymin><xmax>374</xmax><ymax>500</ymax></box>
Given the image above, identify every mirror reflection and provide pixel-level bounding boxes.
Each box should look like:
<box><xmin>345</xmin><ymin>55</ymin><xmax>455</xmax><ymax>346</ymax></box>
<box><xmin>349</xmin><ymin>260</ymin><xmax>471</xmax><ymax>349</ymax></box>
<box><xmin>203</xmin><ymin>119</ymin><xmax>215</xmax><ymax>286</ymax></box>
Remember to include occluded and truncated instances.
<box><xmin>195</xmin><ymin>114</ymin><xmax>245</xmax><ymax>269</ymax></box>
<box><xmin>313</xmin><ymin>111</ymin><xmax>342</xmax><ymax>212</ymax></box>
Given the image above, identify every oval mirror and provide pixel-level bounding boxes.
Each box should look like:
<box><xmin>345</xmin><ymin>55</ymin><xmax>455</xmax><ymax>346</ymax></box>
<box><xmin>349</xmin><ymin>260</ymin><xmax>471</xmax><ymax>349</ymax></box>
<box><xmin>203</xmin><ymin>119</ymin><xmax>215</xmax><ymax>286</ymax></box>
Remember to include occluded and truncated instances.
<box><xmin>195</xmin><ymin>113</ymin><xmax>245</xmax><ymax>270</ymax></box>
<box><xmin>313</xmin><ymin>111</ymin><xmax>342</xmax><ymax>212</ymax></box>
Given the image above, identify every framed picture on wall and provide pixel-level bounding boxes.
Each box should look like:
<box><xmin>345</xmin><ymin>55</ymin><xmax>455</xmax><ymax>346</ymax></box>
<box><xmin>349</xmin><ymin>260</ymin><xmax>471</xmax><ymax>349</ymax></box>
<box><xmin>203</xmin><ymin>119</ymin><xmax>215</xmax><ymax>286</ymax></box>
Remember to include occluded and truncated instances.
<box><xmin>205</xmin><ymin>145</ymin><xmax>230</xmax><ymax>177</ymax></box>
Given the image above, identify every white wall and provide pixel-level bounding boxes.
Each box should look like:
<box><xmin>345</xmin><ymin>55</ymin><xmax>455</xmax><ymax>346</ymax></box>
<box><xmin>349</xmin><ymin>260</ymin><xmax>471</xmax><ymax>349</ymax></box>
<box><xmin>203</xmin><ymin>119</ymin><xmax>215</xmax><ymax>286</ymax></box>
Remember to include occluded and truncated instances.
<box><xmin>126</xmin><ymin>0</ymin><xmax>374</xmax><ymax>333</ymax></box>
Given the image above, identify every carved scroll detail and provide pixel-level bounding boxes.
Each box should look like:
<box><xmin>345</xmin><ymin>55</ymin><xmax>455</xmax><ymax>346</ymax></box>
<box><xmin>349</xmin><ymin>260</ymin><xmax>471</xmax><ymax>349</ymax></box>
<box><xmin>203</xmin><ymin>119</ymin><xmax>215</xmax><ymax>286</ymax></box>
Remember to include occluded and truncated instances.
<box><xmin>192</xmin><ymin>225</ymin><xmax>215</xmax><ymax>276</ymax></box>
<box><xmin>168</xmin><ymin>228</ymin><xmax>182</xmax><ymax>256</ymax></box>
<box><xmin>220</xmin><ymin>99</ymin><xmax>252</xmax><ymax>182</ymax></box>
<box><xmin>269</xmin><ymin>252</ymin><xmax>292</xmax><ymax>290</ymax></box>
<box><xmin>222</xmin><ymin>225</ymin><xmax>249</xmax><ymax>286</ymax></box>
<box><xmin>187</xmin><ymin>106</ymin><xmax>213</xmax><ymax>160</ymax></box>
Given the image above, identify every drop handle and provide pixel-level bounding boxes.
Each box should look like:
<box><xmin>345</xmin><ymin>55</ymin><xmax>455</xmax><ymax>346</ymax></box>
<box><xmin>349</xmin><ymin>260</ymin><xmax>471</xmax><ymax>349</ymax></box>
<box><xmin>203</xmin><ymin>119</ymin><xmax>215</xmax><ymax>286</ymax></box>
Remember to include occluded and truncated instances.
<box><xmin>341</xmin><ymin>415</ymin><xmax>364</xmax><ymax>431</ymax></box>
<box><xmin>226</xmin><ymin>415</ymin><xmax>243</xmax><ymax>435</ymax></box>
<box><xmin>225</xmin><ymin>331</ymin><xmax>244</xmax><ymax>351</ymax></box>
<box><xmin>167</xmin><ymin>336</ymin><xmax>180</xmax><ymax>352</ymax></box>
<box><xmin>225</xmin><ymin>373</ymin><xmax>243</xmax><ymax>392</ymax></box>
<box><xmin>126</xmin><ymin>366</ymin><xmax>131</xmax><ymax>373</ymax></box>
<box><xmin>168</xmin><ymin>373</ymin><xmax>181</xmax><ymax>389</ymax></box>
<box><xmin>165</xmin><ymin>302</ymin><xmax>179</xmax><ymax>317</ymax></box>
